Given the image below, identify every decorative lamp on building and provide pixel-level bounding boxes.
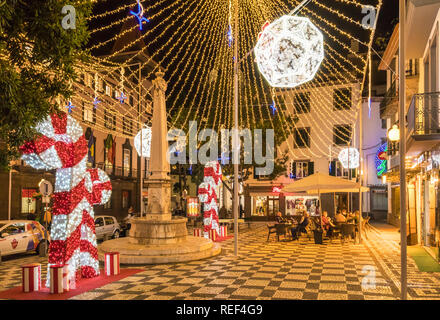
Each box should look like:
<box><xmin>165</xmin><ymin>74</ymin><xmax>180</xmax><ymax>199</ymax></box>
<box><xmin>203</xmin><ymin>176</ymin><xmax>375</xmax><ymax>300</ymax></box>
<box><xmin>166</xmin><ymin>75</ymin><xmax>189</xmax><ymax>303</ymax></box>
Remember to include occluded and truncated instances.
<box><xmin>387</xmin><ymin>124</ymin><xmax>400</xmax><ymax>155</ymax></box>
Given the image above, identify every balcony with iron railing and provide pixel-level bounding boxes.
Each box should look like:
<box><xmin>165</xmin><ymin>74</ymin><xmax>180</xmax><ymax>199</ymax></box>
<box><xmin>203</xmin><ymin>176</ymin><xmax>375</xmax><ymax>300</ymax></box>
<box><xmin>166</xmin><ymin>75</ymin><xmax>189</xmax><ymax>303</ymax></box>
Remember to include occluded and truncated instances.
<box><xmin>380</xmin><ymin>80</ymin><xmax>398</xmax><ymax>118</ymax></box>
<box><xmin>95</xmin><ymin>162</ymin><xmax>142</xmax><ymax>180</ymax></box>
<box><xmin>380</xmin><ymin>60</ymin><xmax>419</xmax><ymax>119</ymax></box>
<box><xmin>406</xmin><ymin>92</ymin><xmax>440</xmax><ymax>156</ymax></box>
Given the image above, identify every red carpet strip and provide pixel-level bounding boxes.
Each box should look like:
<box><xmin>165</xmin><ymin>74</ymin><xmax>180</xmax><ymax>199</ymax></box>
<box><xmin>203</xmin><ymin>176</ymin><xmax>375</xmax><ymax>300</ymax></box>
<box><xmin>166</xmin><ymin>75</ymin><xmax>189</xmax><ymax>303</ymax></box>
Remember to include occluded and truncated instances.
<box><xmin>0</xmin><ymin>268</ymin><xmax>144</xmax><ymax>300</ymax></box>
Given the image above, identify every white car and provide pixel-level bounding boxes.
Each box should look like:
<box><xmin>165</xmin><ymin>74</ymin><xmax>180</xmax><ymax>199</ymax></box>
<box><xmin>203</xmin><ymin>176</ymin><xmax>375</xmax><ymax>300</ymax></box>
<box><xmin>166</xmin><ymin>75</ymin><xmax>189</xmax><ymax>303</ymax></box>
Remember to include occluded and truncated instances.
<box><xmin>0</xmin><ymin>220</ymin><xmax>50</xmax><ymax>257</ymax></box>
<box><xmin>94</xmin><ymin>215</ymin><xmax>121</xmax><ymax>240</ymax></box>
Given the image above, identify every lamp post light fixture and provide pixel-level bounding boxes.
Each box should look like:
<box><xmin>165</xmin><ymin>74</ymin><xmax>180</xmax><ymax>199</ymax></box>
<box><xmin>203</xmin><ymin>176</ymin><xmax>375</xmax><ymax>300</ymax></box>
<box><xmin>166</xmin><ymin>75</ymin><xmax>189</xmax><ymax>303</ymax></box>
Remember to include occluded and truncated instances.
<box><xmin>388</xmin><ymin>124</ymin><xmax>400</xmax><ymax>142</ymax></box>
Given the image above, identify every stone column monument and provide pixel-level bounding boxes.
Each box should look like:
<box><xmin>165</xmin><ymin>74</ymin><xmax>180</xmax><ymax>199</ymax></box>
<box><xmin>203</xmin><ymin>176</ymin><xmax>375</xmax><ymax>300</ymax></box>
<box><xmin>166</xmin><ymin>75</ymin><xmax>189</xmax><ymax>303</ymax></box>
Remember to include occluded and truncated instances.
<box><xmin>98</xmin><ymin>71</ymin><xmax>221</xmax><ymax>264</ymax></box>
<box><xmin>145</xmin><ymin>71</ymin><xmax>171</xmax><ymax>221</ymax></box>
<box><xmin>128</xmin><ymin>71</ymin><xmax>186</xmax><ymax>245</ymax></box>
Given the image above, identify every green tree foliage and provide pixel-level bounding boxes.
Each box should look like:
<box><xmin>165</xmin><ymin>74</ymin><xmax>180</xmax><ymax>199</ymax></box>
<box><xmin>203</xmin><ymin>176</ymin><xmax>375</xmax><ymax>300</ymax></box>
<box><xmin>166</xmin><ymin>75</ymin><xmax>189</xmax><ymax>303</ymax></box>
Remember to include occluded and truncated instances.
<box><xmin>0</xmin><ymin>0</ymin><xmax>92</xmax><ymax>169</ymax></box>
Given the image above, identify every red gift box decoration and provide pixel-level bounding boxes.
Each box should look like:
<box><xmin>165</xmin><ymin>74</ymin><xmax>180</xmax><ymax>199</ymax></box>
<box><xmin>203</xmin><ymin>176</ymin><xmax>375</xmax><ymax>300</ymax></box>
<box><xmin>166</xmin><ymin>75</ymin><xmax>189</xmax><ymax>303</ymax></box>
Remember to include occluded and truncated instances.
<box><xmin>50</xmin><ymin>264</ymin><xmax>66</xmax><ymax>294</ymax></box>
<box><xmin>209</xmin><ymin>229</ymin><xmax>217</xmax><ymax>241</ymax></box>
<box><xmin>21</xmin><ymin>263</ymin><xmax>41</xmax><ymax>293</ymax></box>
<box><xmin>220</xmin><ymin>225</ymin><xmax>228</xmax><ymax>237</ymax></box>
<box><xmin>62</xmin><ymin>265</ymin><xmax>70</xmax><ymax>292</ymax></box>
<box><xmin>193</xmin><ymin>228</ymin><xmax>202</xmax><ymax>237</ymax></box>
<box><xmin>105</xmin><ymin>252</ymin><xmax>120</xmax><ymax>276</ymax></box>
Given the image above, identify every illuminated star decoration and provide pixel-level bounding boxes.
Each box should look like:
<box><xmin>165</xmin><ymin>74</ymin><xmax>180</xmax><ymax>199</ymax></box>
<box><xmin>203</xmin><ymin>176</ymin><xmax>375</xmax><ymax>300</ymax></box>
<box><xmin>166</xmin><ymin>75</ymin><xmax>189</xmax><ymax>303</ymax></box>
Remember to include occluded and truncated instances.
<box><xmin>130</xmin><ymin>1</ymin><xmax>149</xmax><ymax>31</ymax></box>
<box><xmin>269</xmin><ymin>101</ymin><xmax>277</xmax><ymax>115</ymax></box>
<box><xmin>368</xmin><ymin>97</ymin><xmax>372</xmax><ymax>119</ymax></box>
<box><xmin>93</xmin><ymin>96</ymin><xmax>101</xmax><ymax>109</ymax></box>
<box><xmin>117</xmin><ymin>91</ymin><xmax>127</xmax><ymax>104</ymax></box>
<box><xmin>218</xmin><ymin>155</ymin><xmax>230</xmax><ymax>165</ymax></box>
<box><xmin>65</xmin><ymin>101</ymin><xmax>75</xmax><ymax>114</ymax></box>
<box><xmin>227</xmin><ymin>25</ymin><xmax>233</xmax><ymax>47</ymax></box>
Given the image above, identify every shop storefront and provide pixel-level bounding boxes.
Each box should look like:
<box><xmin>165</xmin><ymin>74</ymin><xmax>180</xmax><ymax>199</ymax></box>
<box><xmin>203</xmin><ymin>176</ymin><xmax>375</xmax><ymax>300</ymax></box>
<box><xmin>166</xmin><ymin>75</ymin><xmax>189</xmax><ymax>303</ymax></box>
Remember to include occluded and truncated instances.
<box><xmin>251</xmin><ymin>195</ymin><xmax>280</xmax><ymax>219</ymax></box>
<box><xmin>245</xmin><ymin>185</ymin><xmax>283</xmax><ymax>221</ymax></box>
<box><xmin>388</xmin><ymin>150</ymin><xmax>440</xmax><ymax>259</ymax></box>
<box><xmin>414</xmin><ymin>151</ymin><xmax>440</xmax><ymax>261</ymax></box>
<box><xmin>285</xmin><ymin>195</ymin><xmax>319</xmax><ymax>216</ymax></box>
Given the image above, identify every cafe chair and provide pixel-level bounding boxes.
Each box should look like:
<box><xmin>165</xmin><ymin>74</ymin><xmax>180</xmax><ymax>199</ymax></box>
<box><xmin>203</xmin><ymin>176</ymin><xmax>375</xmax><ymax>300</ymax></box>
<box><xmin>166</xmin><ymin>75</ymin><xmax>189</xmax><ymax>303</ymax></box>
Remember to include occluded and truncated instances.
<box><xmin>266</xmin><ymin>224</ymin><xmax>277</xmax><ymax>241</ymax></box>
<box><xmin>275</xmin><ymin>223</ymin><xmax>289</xmax><ymax>242</ymax></box>
<box><xmin>361</xmin><ymin>216</ymin><xmax>371</xmax><ymax>239</ymax></box>
<box><xmin>328</xmin><ymin>225</ymin><xmax>341</xmax><ymax>243</ymax></box>
<box><xmin>340</xmin><ymin>223</ymin><xmax>356</xmax><ymax>244</ymax></box>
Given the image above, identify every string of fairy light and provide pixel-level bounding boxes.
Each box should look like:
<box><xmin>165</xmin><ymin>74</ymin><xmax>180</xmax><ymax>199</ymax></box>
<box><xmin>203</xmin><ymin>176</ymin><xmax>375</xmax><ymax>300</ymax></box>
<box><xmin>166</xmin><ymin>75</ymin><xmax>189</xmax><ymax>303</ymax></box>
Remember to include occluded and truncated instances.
<box><xmin>66</xmin><ymin>0</ymin><xmax>381</xmax><ymax>165</ymax></box>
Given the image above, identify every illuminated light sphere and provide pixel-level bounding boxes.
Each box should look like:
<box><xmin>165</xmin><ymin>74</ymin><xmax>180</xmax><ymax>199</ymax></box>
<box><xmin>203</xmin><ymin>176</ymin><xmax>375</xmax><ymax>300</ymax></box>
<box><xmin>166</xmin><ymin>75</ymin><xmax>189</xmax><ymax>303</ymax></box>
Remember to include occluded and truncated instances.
<box><xmin>134</xmin><ymin>127</ymin><xmax>152</xmax><ymax>157</ymax></box>
<box><xmin>254</xmin><ymin>15</ymin><xmax>324</xmax><ymax>88</ymax></box>
<box><xmin>338</xmin><ymin>147</ymin><xmax>360</xmax><ymax>169</ymax></box>
<box><xmin>388</xmin><ymin>124</ymin><xmax>400</xmax><ymax>142</ymax></box>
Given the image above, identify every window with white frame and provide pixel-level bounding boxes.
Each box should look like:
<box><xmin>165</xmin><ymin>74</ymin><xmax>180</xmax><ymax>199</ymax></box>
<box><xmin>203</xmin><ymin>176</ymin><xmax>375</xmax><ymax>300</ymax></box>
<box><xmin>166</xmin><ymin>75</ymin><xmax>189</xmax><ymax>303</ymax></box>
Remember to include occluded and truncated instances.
<box><xmin>86</xmin><ymin>73</ymin><xmax>93</xmax><ymax>87</ymax></box>
<box><xmin>123</xmin><ymin>116</ymin><xmax>133</xmax><ymax>135</ymax></box>
<box><xmin>82</xmin><ymin>102</ymin><xmax>95</xmax><ymax>123</ymax></box>
<box><xmin>123</xmin><ymin>148</ymin><xmax>130</xmax><ymax>177</ymax></box>
<box><xmin>329</xmin><ymin>159</ymin><xmax>357</xmax><ymax>179</ymax></box>
<box><xmin>290</xmin><ymin>161</ymin><xmax>313</xmax><ymax>179</ymax></box>
<box><xmin>104</xmin><ymin>109</ymin><xmax>116</xmax><ymax>130</ymax></box>
<box><xmin>105</xmin><ymin>84</ymin><xmax>111</xmax><ymax>96</ymax></box>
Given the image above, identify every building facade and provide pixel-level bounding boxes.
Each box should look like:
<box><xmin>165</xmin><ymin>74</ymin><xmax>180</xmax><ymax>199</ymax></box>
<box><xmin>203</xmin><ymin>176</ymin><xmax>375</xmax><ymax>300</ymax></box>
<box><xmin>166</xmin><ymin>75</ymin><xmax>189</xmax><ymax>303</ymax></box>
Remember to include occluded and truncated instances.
<box><xmin>242</xmin><ymin>82</ymin><xmax>387</xmax><ymax>221</ymax></box>
<box><xmin>0</xmin><ymin>19</ymin><xmax>165</xmax><ymax>223</ymax></box>
<box><xmin>380</xmin><ymin>0</ymin><xmax>440</xmax><ymax>261</ymax></box>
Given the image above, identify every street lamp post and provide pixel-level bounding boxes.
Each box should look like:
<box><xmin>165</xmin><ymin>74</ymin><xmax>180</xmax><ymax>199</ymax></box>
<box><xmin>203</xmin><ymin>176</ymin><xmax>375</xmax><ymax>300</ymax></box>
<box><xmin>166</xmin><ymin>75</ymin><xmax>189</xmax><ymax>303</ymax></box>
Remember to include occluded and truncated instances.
<box><xmin>233</xmin><ymin>0</ymin><xmax>239</xmax><ymax>257</ymax></box>
<box><xmin>398</xmin><ymin>0</ymin><xmax>407</xmax><ymax>299</ymax></box>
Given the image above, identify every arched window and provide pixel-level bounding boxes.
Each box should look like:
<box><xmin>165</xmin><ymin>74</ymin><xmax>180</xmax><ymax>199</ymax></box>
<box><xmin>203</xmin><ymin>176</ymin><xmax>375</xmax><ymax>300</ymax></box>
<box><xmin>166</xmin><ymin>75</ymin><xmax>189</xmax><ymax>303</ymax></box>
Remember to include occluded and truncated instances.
<box><xmin>85</xmin><ymin>127</ymin><xmax>95</xmax><ymax>168</ymax></box>
<box><xmin>104</xmin><ymin>134</ymin><xmax>116</xmax><ymax>175</ymax></box>
<box><xmin>122</xmin><ymin>138</ymin><xmax>132</xmax><ymax>177</ymax></box>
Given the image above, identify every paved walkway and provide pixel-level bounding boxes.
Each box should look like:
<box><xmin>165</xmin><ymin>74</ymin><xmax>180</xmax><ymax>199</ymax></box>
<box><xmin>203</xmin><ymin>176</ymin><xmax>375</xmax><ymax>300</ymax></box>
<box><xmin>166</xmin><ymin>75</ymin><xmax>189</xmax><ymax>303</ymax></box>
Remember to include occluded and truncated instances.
<box><xmin>0</xmin><ymin>222</ymin><xmax>439</xmax><ymax>300</ymax></box>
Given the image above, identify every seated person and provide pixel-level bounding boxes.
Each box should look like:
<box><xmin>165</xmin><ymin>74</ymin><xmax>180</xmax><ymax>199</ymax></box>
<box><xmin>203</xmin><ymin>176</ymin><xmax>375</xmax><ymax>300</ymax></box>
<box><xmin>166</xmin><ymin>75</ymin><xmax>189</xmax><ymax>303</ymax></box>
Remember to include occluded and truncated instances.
<box><xmin>350</xmin><ymin>210</ymin><xmax>363</xmax><ymax>225</ymax></box>
<box><xmin>334</xmin><ymin>211</ymin><xmax>347</xmax><ymax>224</ymax></box>
<box><xmin>298</xmin><ymin>212</ymin><xmax>310</xmax><ymax>233</ymax></box>
<box><xmin>290</xmin><ymin>212</ymin><xmax>310</xmax><ymax>240</ymax></box>
<box><xmin>275</xmin><ymin>211</ymin><xmax>287</xmax><ymax>223</ymax></box>
<box><xmin>321</xmin><ymin>211</ymin><xmax>336</xmax><ymax>237</ymax></box>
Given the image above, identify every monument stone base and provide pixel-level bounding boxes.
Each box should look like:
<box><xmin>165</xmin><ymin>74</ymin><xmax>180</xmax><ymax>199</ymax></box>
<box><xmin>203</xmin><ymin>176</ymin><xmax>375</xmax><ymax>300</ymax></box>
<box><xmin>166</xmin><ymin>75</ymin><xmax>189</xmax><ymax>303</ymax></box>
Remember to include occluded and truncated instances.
<box><xmin>98</xmin><ymin>217</ymin><xmax>221</xmax><ymax>264</ymax></box>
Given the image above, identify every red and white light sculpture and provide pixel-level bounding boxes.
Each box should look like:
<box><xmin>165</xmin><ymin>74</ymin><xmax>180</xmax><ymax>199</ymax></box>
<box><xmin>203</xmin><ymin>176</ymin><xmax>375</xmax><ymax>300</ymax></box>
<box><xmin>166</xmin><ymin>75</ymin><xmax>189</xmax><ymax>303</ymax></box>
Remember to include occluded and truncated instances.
<box><xmin>20</xmin><ymin>113</ymin><xmax>112</xmax><ymax>287</ymax></box>
<box><xmin>198</xmin><ymin>161</ymin><xmax>222</xmax><ymax>239</ymax></box>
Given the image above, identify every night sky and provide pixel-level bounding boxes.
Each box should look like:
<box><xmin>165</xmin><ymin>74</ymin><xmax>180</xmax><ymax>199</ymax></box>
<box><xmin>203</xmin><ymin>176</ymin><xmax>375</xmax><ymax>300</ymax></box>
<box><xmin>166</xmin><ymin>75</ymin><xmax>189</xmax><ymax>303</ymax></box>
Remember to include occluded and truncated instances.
<box><xmin>87</xmin><ymin>0</ymin><xmax>399</xmax><ymax>60</ymax></box>
<box><xmin>85</xmin><ymin>0</ymin><xmax>399</xmax><ymax>112</ymax></box>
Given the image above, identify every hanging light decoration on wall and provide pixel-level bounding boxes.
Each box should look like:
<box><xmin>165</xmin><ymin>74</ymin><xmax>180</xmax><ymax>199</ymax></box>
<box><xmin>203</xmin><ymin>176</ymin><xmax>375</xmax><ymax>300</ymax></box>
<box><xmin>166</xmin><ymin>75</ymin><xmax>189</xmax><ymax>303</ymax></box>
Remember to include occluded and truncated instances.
<box><xmin>134</xmin><ymin>126</ymin><xmax>152</xmax><ymax>158</ymax></box>
<box><xmin>338</xmin><ymin>147</ymin><xmax>360</xmax><ymax>169</ymax></box>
